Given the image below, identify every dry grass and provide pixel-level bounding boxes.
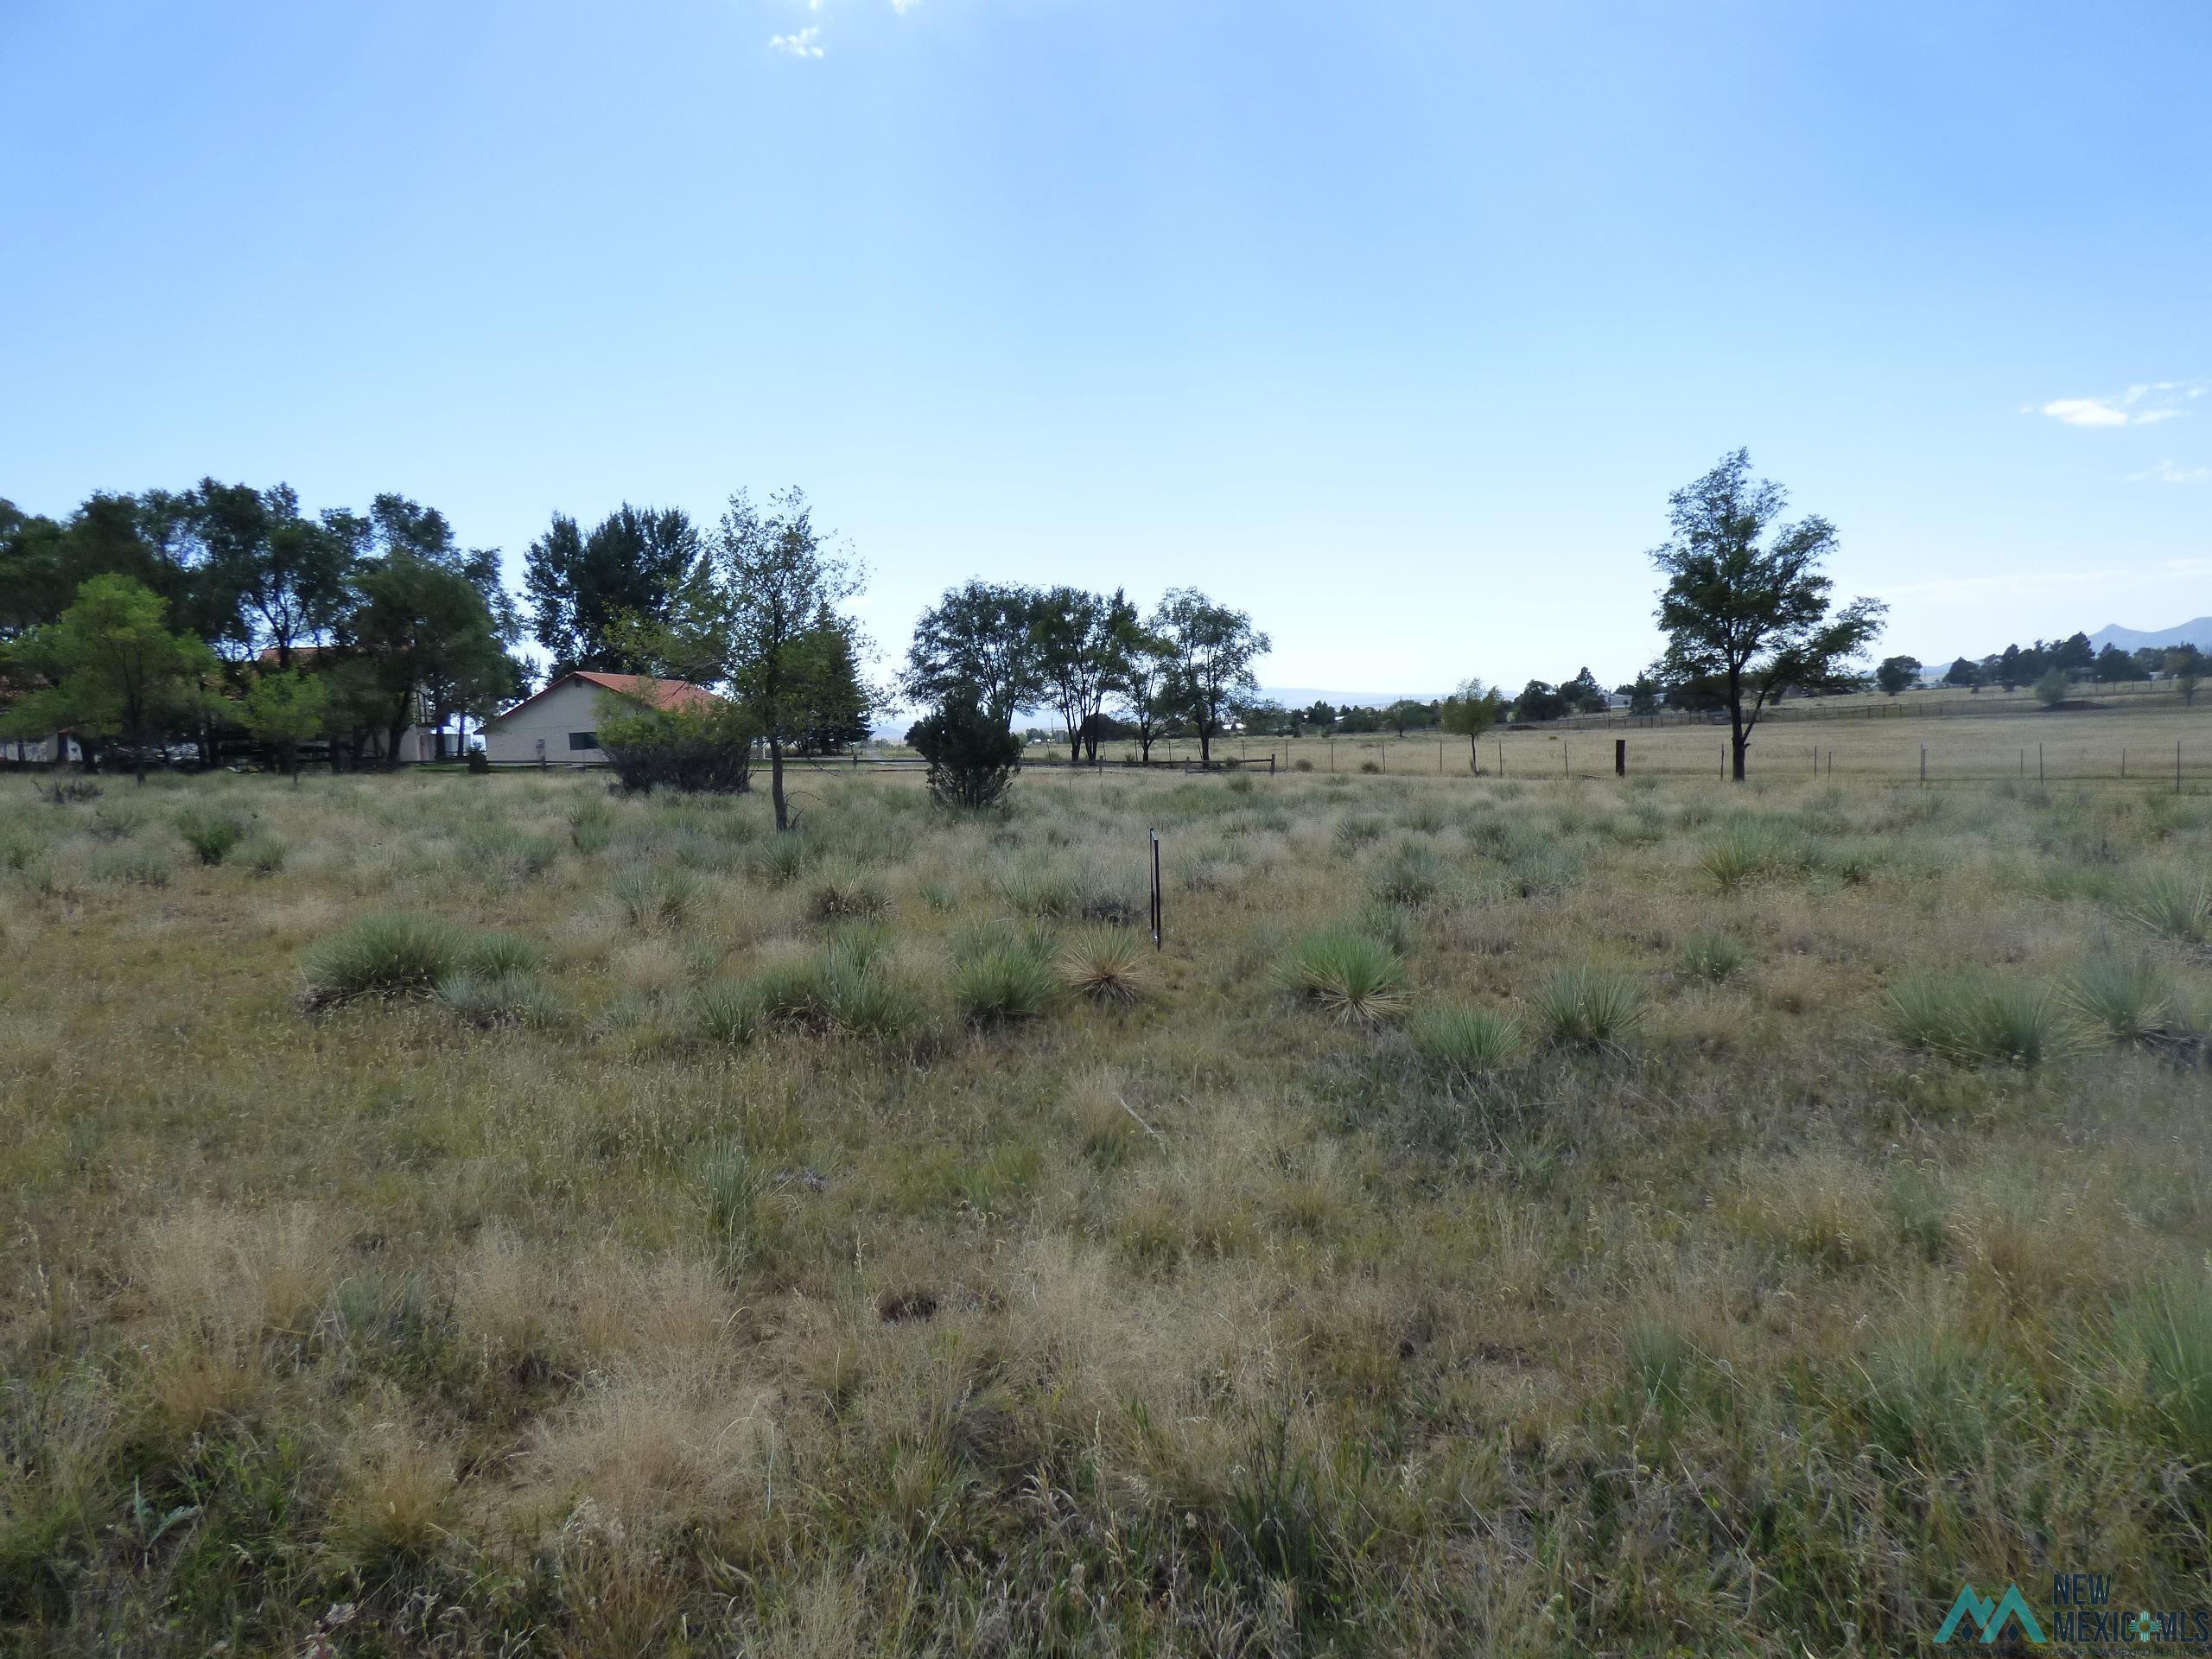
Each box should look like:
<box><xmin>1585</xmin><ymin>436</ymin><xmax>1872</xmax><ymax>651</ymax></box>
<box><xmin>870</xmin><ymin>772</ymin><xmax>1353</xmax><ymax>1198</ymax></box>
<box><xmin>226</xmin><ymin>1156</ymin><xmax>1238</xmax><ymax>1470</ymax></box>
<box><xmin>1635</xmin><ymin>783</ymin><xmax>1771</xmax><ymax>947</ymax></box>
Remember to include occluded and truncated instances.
<box><xmin>2</xmin><ymin>757</ymin><xmax>2210</xmax><ymax>1651</ymax></box>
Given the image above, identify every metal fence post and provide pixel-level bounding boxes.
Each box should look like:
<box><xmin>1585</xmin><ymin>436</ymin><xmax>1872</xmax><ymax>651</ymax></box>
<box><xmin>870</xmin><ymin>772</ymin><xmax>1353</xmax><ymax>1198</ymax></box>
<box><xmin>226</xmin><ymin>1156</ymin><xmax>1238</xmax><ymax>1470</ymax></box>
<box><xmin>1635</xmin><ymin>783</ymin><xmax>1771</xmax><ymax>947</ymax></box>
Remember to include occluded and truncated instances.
<box><xmin>1148</xmin><ymin>830</ymin><xmax>1162</xmax><ymax>950</ymax></box>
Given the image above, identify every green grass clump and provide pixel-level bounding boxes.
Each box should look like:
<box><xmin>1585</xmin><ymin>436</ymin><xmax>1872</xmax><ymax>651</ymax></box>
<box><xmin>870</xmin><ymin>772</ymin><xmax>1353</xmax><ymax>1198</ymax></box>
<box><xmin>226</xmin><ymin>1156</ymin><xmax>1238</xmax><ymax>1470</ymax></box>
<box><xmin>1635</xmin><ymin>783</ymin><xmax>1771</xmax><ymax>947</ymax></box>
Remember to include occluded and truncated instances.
<box><xmin>1369</xmin><ymin>842</ymin><xmax>1446</xmax><ymax>909</ymax></box>
<box><xmin>1409</xmin><ymin>1006</ymin><xmax>1522</xmax><ymax>1076</ymax></box>
<box><xmin>1058</xmin><ymin>928</ymin><xmax>1154</xmax><ymax>1005</ymax></box>
<box><xmin>175</xmin><ymin>810</ymin><xmax>246</xmax><ymax>866</ymax></box>
<box><xmin>2067</xmin><ymin>957</ymin><xmax>2176</xmax><ymax>1042</ymax></box>
<box><xmin>695</xmin><ymin>981</ymin><xmax>763</xmax><ymax>1046</ymax></box>
<box><xmin>747</xmin><ymin>929</ymin><xmax>927</xmax><ymax>1038</ymax></box>
<box><xmin>1276</xmin><ymin>930</ymin><xmax>1409</xmax><ymax>1024</ymax></box>
<box><xmin>2125</xmin><ymin>1277</ymin><xmax>2212</xmax><ymax>1459</ymax></box>
<box><xmin>809</xmin><ymin>867</ymin><xmax>893</xmax><ymax>923</ymax></box>
<box><xmin>87</xmin><ymin>845</ymin><xmax>171</xmax><ymax>887</ymax></box>
<box><xmin>303</xmin><ymin>915</ymin><xmax>539</xmax><ymax>1006</ymax></box>
<box><xmin>1535</xmin><ymin>965</ymin><xmax>1642</xmax><ymax>1049</ymax></box>
<box><xmin>1334</xmin><ymin>814</ymin><xmax>1384</xmax><ymax>852</ymax></box>
<box><xmin>953</xmin><ymin>943</ymin><xmax>1061</xmax><ymax>1023</ymax></box>
<box><xmin>2123</xmin><ymin>868</ymin><xmax>2209</xmax><ymax>943</ymax></box>
<box><xmin>1676</xmin><ymin>933</ymin><xmax>1747</xmax><ymax>983</ymax></box>
<box><xmin>1888</xmin><ymin>973</ymin><xmax>2069</xmax><ymax>1065</ymax></box>
<box><xmin>1698</xmin><ymin>819</ymin><xmax>1801</xmax><ymax>891</ymax></box>
<box><xmin>749</xmin><ymin>832</ymin><xmax>811</xmax><ymax>887</ymax></box>
<box><xmin>611</xmin><ymin>866</ymin><xmax>699</xmax><ymax>929</ymax></box>
<box><xmin>434</xmin><ymin>969</ymin><xmax>560</xmax><ymax>1028</ymax></box>
<box><xmin>236</xmin><ymin>833</ymin><xmax>288</xmax><ymax>875</ymax></box>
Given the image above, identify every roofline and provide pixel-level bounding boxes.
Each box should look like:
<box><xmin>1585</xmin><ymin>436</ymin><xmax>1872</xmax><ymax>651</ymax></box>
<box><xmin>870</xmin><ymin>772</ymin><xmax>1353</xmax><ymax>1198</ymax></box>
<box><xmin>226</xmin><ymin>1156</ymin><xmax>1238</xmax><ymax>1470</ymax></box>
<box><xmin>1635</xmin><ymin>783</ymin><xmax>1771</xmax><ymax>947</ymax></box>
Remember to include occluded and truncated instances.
<box><xmin>483</xmin><ymin>671</ymin><xmax>706</xmax><ymax>728</ymax></box>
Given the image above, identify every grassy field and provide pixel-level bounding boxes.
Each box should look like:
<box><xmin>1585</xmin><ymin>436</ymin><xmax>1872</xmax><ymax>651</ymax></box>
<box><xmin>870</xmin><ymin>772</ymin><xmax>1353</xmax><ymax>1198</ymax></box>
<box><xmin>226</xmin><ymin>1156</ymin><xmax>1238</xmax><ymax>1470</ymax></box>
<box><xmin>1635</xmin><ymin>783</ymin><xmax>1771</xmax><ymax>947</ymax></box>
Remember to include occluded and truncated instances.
<box><xmin>3</xmin><ymin>759</ymin><xmax>2211</xmax><ymax>1653</ymax></box>
<box><xmin>1075</xmin><ymin>697</ymin><xmax>2212</xmax><ymax>784</ymax></box>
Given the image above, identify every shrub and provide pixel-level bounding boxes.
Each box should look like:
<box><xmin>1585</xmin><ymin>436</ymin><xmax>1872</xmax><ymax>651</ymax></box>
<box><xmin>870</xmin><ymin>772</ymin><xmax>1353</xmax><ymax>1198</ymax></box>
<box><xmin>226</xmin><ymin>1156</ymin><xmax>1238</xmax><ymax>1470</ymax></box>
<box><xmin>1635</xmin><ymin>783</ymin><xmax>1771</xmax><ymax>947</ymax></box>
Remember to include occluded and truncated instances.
<box><xmin>1357</xmin><ymin>760</ymin><xmax>1382</xmax><ymax>774</ymax></box>
<box><xmin>909</xmin><ymin>697</ymin><xmax>1021</xmax><ymax>810</ymax></box>
<box><xmin>1275</xmin><ymin>930</ymin><xmax>1409</xmax><ymax>1023</ymax></box>
<box><xmin>1888</xmin><ymin>973</ymin><xmax>2069</xmax><ymax>1065</ymax></box>
<box><xmin>1409</xmin><ymin>1006</ymin><xmax>1522</xmax><ymax>1076</ymax></box>
<box><xmin>1677</xmin><ymin>934</ymin><xmax>1747</xmax><ymax>984</ymax></box>
<box><xmin>953</xmin><ymin>943</ymin><xmax>1060</xmax><ymax>1023</ymax></box>
<box><xmin>2067</xmin><ymin>957</ymin><xmax>2176</xmax><ymax>1042</ymax></box>
<box><xmin>597</xmin><ymin>696</ymin><xmax>759</xmax><ymax>795</ymax></box>
<box><xmin>89</xmin><ymin>803</ymin><xmax>147</xmax><ymax>841</ymax></box>
<box><xmin>1292</xmin><ymin>758</ymin><xmax>1313</xmax><ymax>772</ymax></box>
<box><xmin>1058</xmin><ymin>928</ymin><xmax>1154</xmax><ymax>1005</ymax></box>
<box><xmin>175</xmin><ymin>810</ymin><xmax>245</xmax><ymax>866</ymax></box>
<box><xmin>1535</xmin><ymin>966</ymin><xmax>1642</xmax><ymax>1049</ymax></box>
<box><xmin>2123</xmin><ymin>869</ymin><xmax>2209</xmax><ymax>944</ymax></box>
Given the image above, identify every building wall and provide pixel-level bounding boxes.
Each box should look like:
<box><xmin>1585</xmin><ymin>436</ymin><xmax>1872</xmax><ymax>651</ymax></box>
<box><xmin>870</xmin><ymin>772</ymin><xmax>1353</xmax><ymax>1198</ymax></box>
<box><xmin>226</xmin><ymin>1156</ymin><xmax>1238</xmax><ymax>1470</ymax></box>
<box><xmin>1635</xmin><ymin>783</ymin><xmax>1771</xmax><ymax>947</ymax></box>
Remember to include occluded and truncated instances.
<box><xmin>483</xmin><ymin>681</ymin><xmax>617</xmax><ymax>766</ymax></box>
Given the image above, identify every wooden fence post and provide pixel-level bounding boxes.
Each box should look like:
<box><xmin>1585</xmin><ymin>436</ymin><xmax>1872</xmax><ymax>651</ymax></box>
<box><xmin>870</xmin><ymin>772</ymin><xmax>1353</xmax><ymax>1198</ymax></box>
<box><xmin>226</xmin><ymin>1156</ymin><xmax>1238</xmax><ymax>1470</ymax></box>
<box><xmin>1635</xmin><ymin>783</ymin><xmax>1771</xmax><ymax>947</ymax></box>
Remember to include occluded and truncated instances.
<box><xmin>1615</xmin><ymin>739</ymin><xmax>1626</xmax><ymax>777</ymax></box>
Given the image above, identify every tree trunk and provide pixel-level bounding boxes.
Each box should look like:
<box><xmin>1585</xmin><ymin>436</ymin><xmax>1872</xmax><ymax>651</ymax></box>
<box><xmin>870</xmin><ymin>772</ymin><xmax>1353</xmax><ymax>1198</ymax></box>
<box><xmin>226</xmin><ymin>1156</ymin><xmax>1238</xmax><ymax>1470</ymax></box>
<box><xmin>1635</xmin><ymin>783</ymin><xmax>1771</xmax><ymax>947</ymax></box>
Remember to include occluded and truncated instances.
<box><xmin>1069</xmin><ymin>725</ymin><xmax>1082</xmax><ymax>766</ymax></box>
<box><xmin>770</xmin><ymin>737</ymin><xmax>789</xmax><ymax>832</ymax></box>
<box><xmin>1198</xmin><ymin>728</ymin><xmax>1212</xmax><ymax>766</ymax></box>
<box><xmin>1468</xmin><ymin>736</ymin><xmax>1480</xmax><ymax>775</ymax></box>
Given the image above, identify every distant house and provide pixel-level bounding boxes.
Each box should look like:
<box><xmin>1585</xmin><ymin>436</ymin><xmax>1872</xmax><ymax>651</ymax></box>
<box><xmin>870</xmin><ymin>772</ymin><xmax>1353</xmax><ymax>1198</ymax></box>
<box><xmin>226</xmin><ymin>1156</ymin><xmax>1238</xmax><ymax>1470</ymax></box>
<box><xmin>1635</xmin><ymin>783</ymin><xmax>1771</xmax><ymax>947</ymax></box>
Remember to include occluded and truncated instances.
<box><xmin>480</xmin><ymin>671</ymin><xmax>718</xmax><ymax>767</ymax></box>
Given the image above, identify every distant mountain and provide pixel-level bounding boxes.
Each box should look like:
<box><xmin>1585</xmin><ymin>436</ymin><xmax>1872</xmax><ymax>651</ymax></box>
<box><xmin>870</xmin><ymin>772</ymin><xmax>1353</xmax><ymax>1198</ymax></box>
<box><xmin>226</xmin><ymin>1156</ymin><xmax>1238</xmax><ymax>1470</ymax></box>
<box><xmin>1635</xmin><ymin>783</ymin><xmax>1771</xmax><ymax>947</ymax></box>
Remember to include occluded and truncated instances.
<box><xmin>2088</xmin><ymin>617</ymin><xmax>2212</xmax><ymax>653</ymax></box>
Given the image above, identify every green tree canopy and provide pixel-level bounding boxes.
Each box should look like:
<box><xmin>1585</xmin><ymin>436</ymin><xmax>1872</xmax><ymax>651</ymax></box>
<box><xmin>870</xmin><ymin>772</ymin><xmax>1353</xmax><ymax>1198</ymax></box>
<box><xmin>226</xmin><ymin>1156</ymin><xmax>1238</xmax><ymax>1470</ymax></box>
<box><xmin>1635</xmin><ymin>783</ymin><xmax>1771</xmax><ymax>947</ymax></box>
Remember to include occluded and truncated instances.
<box><xmin>905</xmin><ymin>580</ymin><xmax>1042</xmax><ymax>733</ymax></box>
<box><xmin>1439</xmin><ymin>677</ymin><xmax>1501</xmax><ymax>772</ymax></box>
<box><xmin>1649</xmin><ymin>449</ymin><xmax>1885</xmax><ymax>780</ymax></box>
<box><xmin>524</xmin><ymin>504</ymin><xmax>701</xmax><ymax>680</ymax></box>
<box><xmin>1154</xmin><ymin>588</ymin><xmax>1269</xmax><ymax>766</ymax></box>
<box><xmin>2</xmin><ymin>575</ymin><xmax>217</xmax><ymax>780</ymax></box>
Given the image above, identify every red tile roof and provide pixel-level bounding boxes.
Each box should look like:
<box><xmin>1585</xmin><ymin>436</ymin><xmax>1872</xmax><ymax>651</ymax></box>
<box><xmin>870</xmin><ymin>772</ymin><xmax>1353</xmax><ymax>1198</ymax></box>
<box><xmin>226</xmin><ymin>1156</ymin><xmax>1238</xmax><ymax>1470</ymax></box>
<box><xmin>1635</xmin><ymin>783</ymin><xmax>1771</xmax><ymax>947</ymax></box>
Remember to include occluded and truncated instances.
<box><xmin>487</xmin><ymin>671</ymin><xmax>719</xmax><ymax>725</ymax></box>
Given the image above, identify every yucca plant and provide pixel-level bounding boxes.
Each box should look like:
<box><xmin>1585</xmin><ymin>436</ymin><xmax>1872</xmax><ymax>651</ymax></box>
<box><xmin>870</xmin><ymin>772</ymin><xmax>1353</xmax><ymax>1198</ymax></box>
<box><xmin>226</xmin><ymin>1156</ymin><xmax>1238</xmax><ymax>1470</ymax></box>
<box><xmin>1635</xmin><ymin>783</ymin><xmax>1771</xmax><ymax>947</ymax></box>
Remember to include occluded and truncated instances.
<box><xmin>303</xmin><ymin>914</ymin><xmax>467</xmax><ymax>1003</ymax></box>
<box><xmin>809</xmin><ymin>866</ymin><xmax>894</xmax><ymax>924</ymax></box>
<box><xmin>2067</xmin><ymin>956</ymin><xmax>2176</xmax><ymax>1043</ymax></box>
<box><xmin>1698</xmin><ymin>820</ymin><xmax>1799</xmax><ymax>892</ymax></box>
<box><xmin>1275</xmin><ymin>930</ymin><xmax>1409</xmax><ymax>1024</ymax></box>
<box><xmin>1676</xmin><ymin>933</ymin><xmax>1747</xmax><ymax>984</ymax></box>
<box><xmin>1369</xmin><ymin>842</ymin><xmax>1446</xmax><ymax>909</ymax></box>
<box><xmin>1536</xmin><ymin>965</ymin><xmax>1642</xmax><ymax>1050</ymax></box>
<box><xmin>1058</xmin><ymin>928</ymin><xmax>1154</xmax><ymax>1006</ymax></box>
<box><xmin>435</xmin><ymin>969</ymin><xmax>559</xmax><ymax>1028</ymax></box>
<box><xmin>749</xmin><ymin>833</ymin><xmax>811</xmax><ymax>887</ymax></box>
<box><xmin>175</xmin><ymin>810</ymin><xmax>246</xmax><ymax>867</ymax></box>
<box><xmin>953</xmin><ymin>943</ymin><xmax>1060</xmax><ymax>1023</ymax></box>
<box><xmin>611</xmin><ymin>866</ymin><xmax>699</xmax><ymax>930</ymax></box>
<box><xmin>1409</xmin><ymin>1006</ymin><xmax>1522</xmax><ymax>1076</ymax></box>
<box><xmin>2123</xmin><ymin>868</ymin><xmax>2209</xmax><ymax>944</ymax></box>
<box><xmin>1888</xmin><ymin>973</ymin><xmax>2069</xmax><ymax>1065</ymax></box>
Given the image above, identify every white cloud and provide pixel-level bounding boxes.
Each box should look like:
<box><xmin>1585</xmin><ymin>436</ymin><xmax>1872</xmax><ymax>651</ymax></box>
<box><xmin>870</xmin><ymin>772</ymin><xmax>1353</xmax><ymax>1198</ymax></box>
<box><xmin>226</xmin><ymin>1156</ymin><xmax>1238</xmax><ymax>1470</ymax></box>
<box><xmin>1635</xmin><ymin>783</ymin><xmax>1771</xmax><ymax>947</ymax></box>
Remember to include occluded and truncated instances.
<box><xmin>2031</xmin><ymin>383</ymin><xmax>2205</xmax><ymax>428</ymax></box>
<box><xmin>889</xmin><ymin>0</ymin><xmax>921</xmax><ymax>11</ymax></box>
<box><xmin>2129</xmin><ymin>459</ymin><xmax>2212</xmax><ymax>485</ymax></box>
<box><xmin>2037</xmin><ymin>397</ymin><xmax>2131</xmax><ymax>427</ymax></box>
<box><xmin>769</xmin><ymin>25</ymin><xmax>823</xmax><ymax>54</ymax></box>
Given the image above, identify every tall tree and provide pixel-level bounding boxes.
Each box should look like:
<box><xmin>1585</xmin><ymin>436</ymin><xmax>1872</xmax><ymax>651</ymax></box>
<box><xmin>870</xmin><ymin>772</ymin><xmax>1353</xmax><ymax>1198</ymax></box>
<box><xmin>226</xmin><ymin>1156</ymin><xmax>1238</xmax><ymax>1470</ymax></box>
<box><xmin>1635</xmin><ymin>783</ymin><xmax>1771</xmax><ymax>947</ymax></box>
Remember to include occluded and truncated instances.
<box><xmin>1943</xmin><ymin>656</ymin><xmax>1980</xmax><ymax>689</ymax></box>
<box><xmin>340</xmin><ymin>552</ymin><xmax>518</xmax><ymax>766</ymax></box>
<box><xmin>1031</xmin><ymin>586</ymin><xmax>1135</xmax><ymax>764</ymax></box>
<box><xmin>524</xmin><ymin>504</ymin><xmax>701</xmax><ymax>679</ymax></box>
<box><xmin>2168</xmin><ymin>645</ymin><xmax>2202</xmax><ymax>707</ymax></box>
<box><xmin>1995</xmin><ymin>643</ymin><xmax>2025</xmax><ymax>690</ymax></box>
<box><xmin>905</xmin><ymin>580</ymin><xmax>1042</xmax><ymax>732</ymax></box>
<box><xmin>238</xmin><ymin>669</ymin><xmax>330</xmax><ymax>780</ymax></box>
<box><xmin>1875</xmin><ymin>655</ymin><xmax>1920</xmax><ymax>696</ymax></box>
<box><xmin>1109</xmin><ymin>622</ymin><xmax>1175</xmax><ymax>763</ymax></box>
<box><xmin>1649</xmin><ymin>449</ymin><xmax>1885</xmax><ymax>782</ymax></box>
<box><xmin>1154</xmin><ymin>588</ymin><xmax>1269</xmax><ymax>766</ymax></box>
<box><xmin>645</xmin><ymin>489</ymin><xmax>868</xmax><ymax>832</ymax></box>
<box><xmin>1</xmin><ymin>575</ymin><xmax>216</xmax><ymax>782</ymax></box>
<box><xmin>178</xmin><ymin>480</ymin><xmax>358</xmax><ymax>670</ymax></box>
<box><xmin>1439</xmin><ymin>677</ymin><xmax>1501</xmax><ymax>772</ymax></box>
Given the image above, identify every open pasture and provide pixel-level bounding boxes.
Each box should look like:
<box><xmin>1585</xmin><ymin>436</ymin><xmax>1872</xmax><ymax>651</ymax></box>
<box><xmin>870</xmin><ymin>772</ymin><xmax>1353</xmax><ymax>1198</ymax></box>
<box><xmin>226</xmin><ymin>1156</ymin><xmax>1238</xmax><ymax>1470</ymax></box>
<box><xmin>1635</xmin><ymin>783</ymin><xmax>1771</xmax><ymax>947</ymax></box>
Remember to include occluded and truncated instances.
<box><xmin>3</xmin><ymin>762</ymin><xmax>2211</xmax><ymax>1654</ymax></box>
<box><xmin>1103</xmin><ymin>697</ymin><xmax>2212</xmax><ymax>785</ymax></box>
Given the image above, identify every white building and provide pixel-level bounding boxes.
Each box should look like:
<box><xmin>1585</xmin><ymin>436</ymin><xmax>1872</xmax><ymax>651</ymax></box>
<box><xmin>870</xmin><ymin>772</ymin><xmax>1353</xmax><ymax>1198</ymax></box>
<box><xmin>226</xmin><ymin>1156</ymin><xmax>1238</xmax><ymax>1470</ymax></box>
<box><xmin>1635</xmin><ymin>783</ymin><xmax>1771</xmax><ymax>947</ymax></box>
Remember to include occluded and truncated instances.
<box><xmin>480</xmin><ymin>671</ymin><xmax>718</xmax><ymax>767</ymax></box>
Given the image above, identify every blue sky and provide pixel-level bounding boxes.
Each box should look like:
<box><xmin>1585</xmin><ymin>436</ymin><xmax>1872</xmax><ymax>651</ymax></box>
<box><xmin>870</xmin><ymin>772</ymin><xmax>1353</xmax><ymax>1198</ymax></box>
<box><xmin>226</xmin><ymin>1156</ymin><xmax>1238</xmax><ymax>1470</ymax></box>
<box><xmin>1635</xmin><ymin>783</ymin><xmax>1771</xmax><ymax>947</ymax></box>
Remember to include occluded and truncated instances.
<box><xmin>3</xmin><ymin>0</ymin><xmax>2206</xmax><ymax>697</ymax></box>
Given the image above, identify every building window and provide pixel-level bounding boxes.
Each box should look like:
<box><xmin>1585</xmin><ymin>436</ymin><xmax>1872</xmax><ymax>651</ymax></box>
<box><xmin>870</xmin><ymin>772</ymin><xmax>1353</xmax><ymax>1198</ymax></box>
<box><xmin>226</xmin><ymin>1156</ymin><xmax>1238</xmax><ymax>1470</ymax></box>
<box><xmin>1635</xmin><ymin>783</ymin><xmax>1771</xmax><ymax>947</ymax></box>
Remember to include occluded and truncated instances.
<box><xmin>568</xmin><ymin>731</ymin><xmax>599</xmax><ymax>751</ymax></box>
